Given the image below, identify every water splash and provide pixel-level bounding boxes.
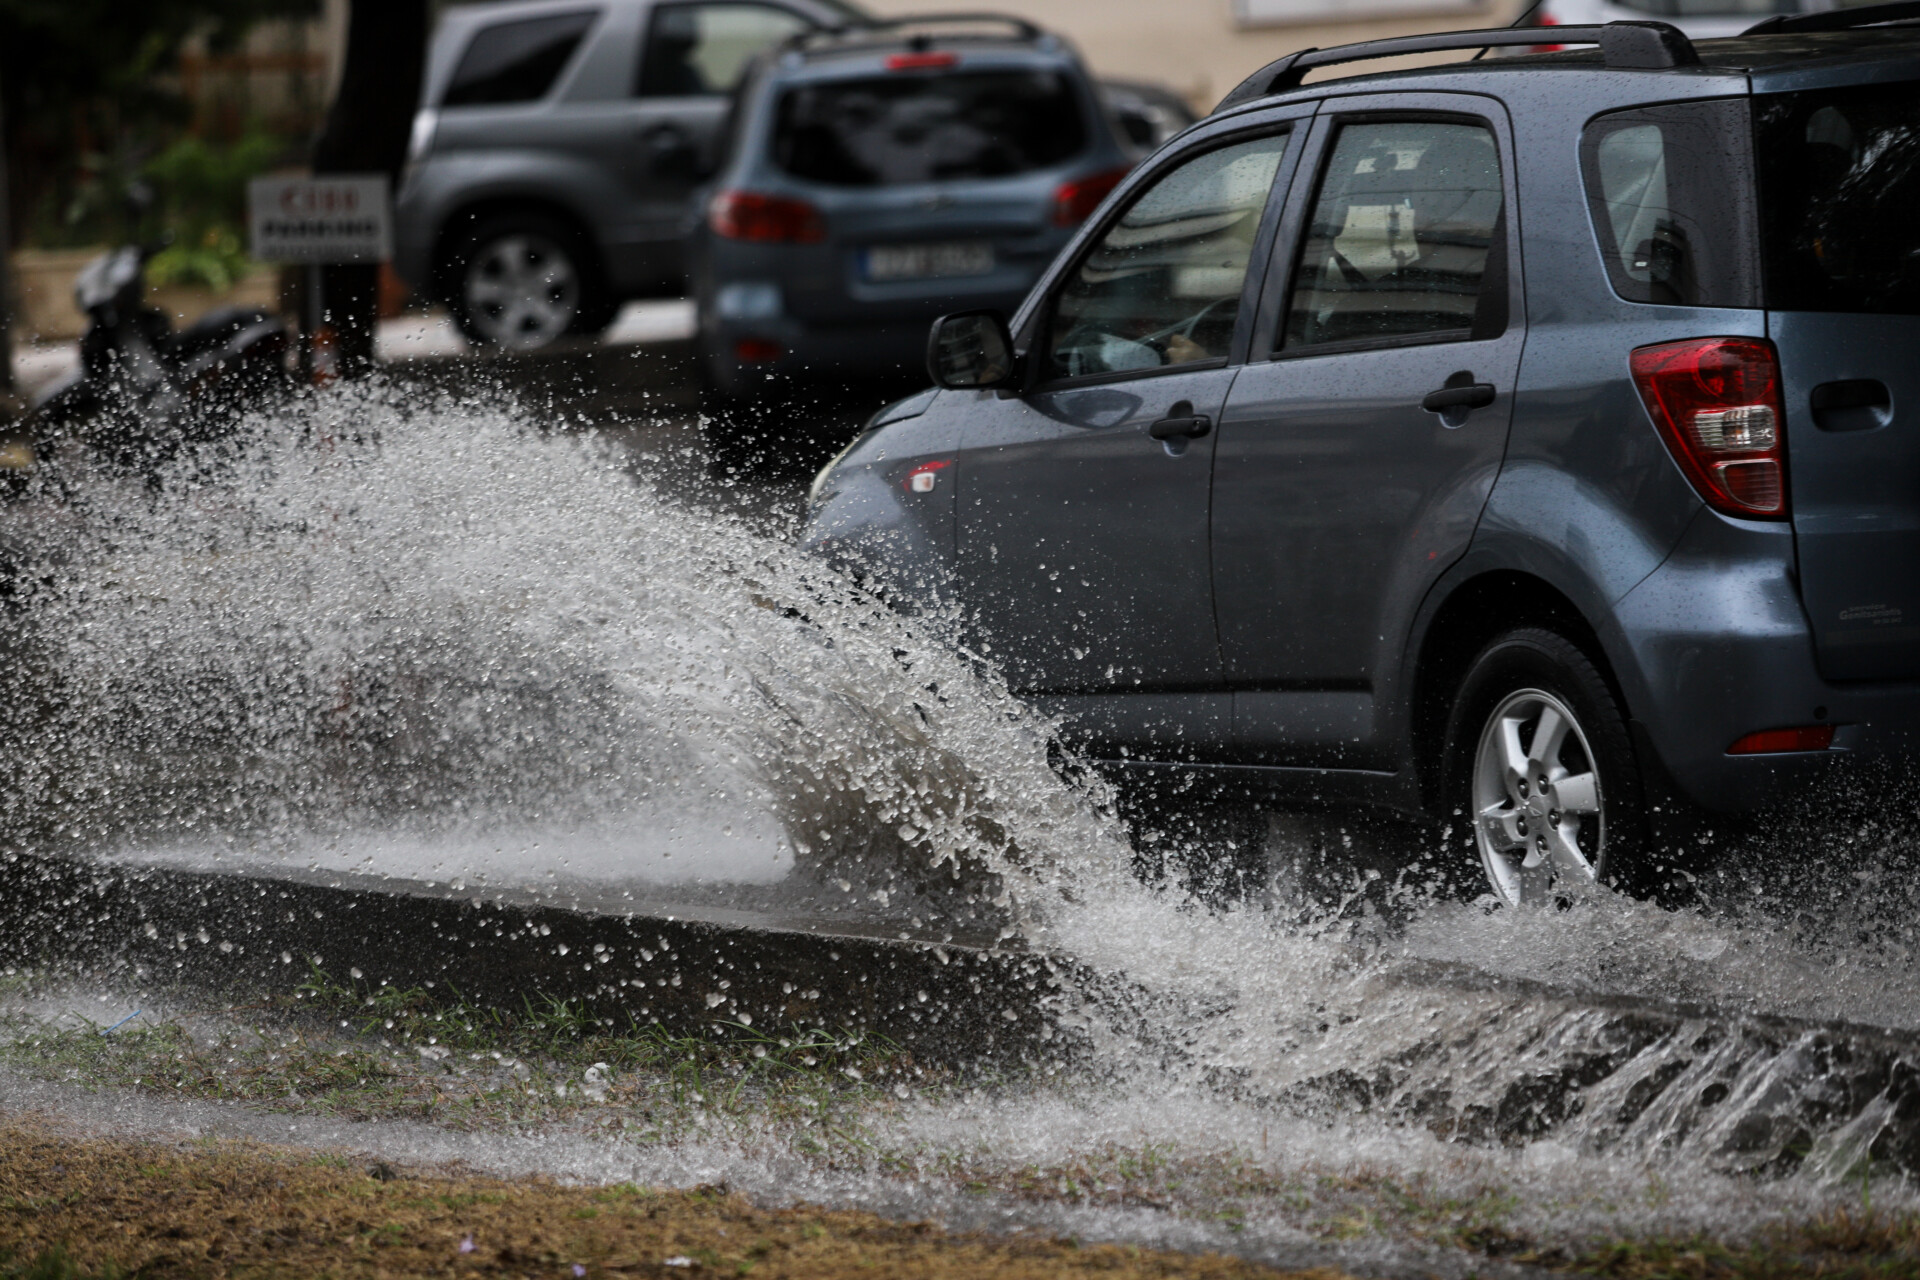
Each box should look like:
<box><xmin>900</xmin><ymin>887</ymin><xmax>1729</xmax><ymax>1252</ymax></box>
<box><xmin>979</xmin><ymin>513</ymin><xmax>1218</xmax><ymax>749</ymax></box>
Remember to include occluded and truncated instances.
<box><xmin>4</xmin><ymin>376</ymin><xmax>1920</xmax><ymax>1239</ymax></box>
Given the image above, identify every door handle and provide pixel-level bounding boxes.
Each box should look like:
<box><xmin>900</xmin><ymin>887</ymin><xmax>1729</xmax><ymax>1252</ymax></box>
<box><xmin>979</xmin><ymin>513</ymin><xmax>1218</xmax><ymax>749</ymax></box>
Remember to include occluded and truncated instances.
<box><xmin>1811</xmin><ymin>378</ymin><xmax>1891</xmax><ymax>432</ymax></box>
<box><xmin>1421</xmin><ymin>382</ymin><xmax>1497</xmax><ymax>414</ymax></box>
<box><xmin>1149</xmin><ymin>400</ymin><xmax>1212</xmax><ymax>440</ymax></box>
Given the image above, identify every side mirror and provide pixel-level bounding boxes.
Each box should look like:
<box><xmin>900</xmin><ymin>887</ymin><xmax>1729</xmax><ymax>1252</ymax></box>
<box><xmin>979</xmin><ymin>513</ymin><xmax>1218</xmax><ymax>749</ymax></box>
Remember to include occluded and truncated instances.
<box><xmin>927</xmin><ymin>310</ymin><xmax>1016</xmax><ymax>389</ymax></box>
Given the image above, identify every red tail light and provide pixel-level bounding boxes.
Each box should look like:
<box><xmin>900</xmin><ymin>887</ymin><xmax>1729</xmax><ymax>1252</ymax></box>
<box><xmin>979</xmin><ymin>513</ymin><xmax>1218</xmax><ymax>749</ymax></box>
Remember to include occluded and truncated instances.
<box><xmin>1728</xmin><ymin>725</ymin><xmax>1834</xmax><ymax>755</ymax></box>
<box><xmin>1531</xmin><ymin>12</ymin><xmax>1564</xmax><ymax>53</ymax></box>
<box><xmin>886</xmin><ymin>51</ymin><xmax>957</xmax><ymax>70</ymax></box>
<box><xmin>708</xmin><ymin>191</ymin><xmax>826</xmax><ymax>244</ymax></box>
<box><xmin>1052</xmin><ymin>165</ymin><xmax>1131</xmax><ymax>227</ymax></box>
<box><xmin>734</xmin><ymin>338</ymin><xmax>782</xmax><ymax>362</ymax></box>
<box><xmin>1630</xmin><ymin>337</ymin><xmax>1789</xmax><ymax>520</ymax></box>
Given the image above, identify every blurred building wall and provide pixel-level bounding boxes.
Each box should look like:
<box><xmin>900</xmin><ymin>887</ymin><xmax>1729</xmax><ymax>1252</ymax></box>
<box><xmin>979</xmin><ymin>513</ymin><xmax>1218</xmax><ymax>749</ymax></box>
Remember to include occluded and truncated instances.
<box><xmin>861</xmin><ymin>0</ymin><xmax>1530</xmax><ymax>111</ymax></box>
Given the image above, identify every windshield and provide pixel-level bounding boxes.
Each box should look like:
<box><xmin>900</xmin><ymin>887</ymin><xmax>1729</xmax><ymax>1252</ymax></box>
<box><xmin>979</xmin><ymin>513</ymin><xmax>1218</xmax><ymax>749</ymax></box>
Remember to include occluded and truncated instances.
<box><xmin>772</xmin><ymin>69</ymin><xmax>1087</xmax><ymax>186</ymax></box>
<box><xmin>1756</xmin><ymin>79</ymin><xmax>1920</xmax><ymax>315</ymax></box>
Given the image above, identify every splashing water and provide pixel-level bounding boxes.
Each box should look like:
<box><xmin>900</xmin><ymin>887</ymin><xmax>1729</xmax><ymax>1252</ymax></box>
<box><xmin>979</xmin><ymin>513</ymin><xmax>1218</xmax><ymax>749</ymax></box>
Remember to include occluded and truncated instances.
<box><xmin>0</xmin><ymin>381</ymin><xmax>1135</xmax><ymax>940</ymax></box>
<box><xmin>6</xmin><ymin>380</ymin><xmax>1920</xmax><ymax>1263</ymax></box>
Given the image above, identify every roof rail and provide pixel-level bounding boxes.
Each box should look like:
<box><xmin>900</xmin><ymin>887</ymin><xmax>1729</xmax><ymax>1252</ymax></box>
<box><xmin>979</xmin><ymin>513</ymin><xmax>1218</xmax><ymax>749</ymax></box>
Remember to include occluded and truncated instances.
<box><xmin>1212</xmin><ymin>20</ymin><xmax>1697</xmax><ymax>114</ymax></box>
<box><xmin>789</xmin><ymin>11</ymin><xmax>1044</xmax><ymax>50</ymax></box>
<box><xmin>1744</xmin><ymin>0</ymin><xmax>1920</xmax><ymax>34</ymax></box>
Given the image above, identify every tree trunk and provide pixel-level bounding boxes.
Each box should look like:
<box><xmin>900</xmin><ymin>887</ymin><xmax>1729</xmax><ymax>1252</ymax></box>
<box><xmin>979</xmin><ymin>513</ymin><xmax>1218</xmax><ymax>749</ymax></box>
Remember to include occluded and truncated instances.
<box><xmin>0</xmin><ymin>78</ymin><xmax>14</xmax><ymax>404</ymax></box>
<box><xmin>310</xmin><ymin>0</ymin><xmax>428</xmax><ymax>377</ymax></box>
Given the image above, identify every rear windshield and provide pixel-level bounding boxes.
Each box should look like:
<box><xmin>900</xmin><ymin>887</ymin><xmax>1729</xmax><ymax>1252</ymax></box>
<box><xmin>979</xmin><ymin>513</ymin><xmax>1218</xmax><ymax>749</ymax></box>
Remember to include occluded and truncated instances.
<box><xmin>1756</xmin><ymin>80</ymin><xmax>1920</xmax><ymax>315</ymax></box>
<box><xmin>444</xmin><ymin>10</ymin><xmax>597</xmax><ymax>107</ymax></box>
<box><xmin>1580</xmin><ymin>99</ymin><xmax>1760</xmax><ymax>308</ymax></box>
<box><xmin>771</xmin><ymin>69</ymin><xmax>1087</xmax><ymax>186</ymax></box>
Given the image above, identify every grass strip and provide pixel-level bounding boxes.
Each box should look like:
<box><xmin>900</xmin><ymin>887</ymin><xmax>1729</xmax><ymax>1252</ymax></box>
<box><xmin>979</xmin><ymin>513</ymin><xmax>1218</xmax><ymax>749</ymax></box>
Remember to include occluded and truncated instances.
<box><xmin>0</xmin><ymin>1119</ymin><xmax>1346</xmax><ymax>1280</ymax></box>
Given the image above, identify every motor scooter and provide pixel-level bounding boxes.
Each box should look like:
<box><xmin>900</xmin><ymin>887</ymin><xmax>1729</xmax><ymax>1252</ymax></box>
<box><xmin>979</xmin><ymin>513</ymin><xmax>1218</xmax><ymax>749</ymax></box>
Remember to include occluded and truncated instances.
<box><xmin>4</xmin><ymin>240</ymin><xmax>294</xmax><ymax>485</ymax></box>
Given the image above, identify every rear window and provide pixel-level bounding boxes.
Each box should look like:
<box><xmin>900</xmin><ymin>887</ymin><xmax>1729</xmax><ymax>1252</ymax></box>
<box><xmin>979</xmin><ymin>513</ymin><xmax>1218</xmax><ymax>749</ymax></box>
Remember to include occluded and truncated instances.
<box><xmin>1755</xmin><ymin>80</ymin><xmax>1920</xmax><ymax>315</ymax></box>
<box><xmin>1580</xmin><ymin>100</ymin><xmax>1760</xmax><ymax>308</ymax></box>
<box><xmin>444</xmin><ymin>10</ymin><xmax>597</xmax><ymax>107</ymax></box>
<box><xmin>772</xmin><ymin>70</ymin><xmax>1087</xmax><ymax>186</ymax></box>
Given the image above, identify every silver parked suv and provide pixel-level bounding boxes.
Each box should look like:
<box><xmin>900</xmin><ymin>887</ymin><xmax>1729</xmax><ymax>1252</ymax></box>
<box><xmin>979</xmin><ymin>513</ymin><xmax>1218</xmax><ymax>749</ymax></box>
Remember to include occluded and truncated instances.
<box><xmin>394</xmin><ymin>0</ymin><xmax>862</xmax><ymax>348</ymax></box>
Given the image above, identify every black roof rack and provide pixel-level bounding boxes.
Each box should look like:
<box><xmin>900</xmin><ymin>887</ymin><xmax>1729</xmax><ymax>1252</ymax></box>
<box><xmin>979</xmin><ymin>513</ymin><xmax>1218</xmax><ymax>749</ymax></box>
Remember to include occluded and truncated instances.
<box><xmin>786</xmin><ymin>12</ymin><xmax>1045</xmax><ymax>53</ymax></box>
<box><xmin>1744</xmin><ymin>0</ymin><xmax>1920</xmax><ymax>34</ymax></box>
<box><xmin>1213</xmin><ymin>20</ymin><xmax>1697</xmax><ymax>114</ymax></box>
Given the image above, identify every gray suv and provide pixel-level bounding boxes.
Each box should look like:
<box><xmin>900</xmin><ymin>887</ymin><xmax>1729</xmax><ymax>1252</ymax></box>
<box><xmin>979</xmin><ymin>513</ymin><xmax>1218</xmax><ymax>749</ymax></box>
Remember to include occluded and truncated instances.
<box><xmin>394</xmin><ymin>0</ymin><xmax>862</xmax><ymax>348</ymax></box>
<box><xmin>804</xmin><ymin>10</ymin><xmax>1920</xmax><ymax>906</ymax></box>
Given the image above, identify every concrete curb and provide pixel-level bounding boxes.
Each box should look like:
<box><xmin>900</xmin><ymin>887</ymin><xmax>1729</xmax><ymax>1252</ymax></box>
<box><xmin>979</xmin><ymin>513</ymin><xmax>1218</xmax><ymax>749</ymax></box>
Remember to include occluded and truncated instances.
<box><xmin>0</xmin><ymin>851</ymin><xmax>1062</xmax><ymax>1065</ymax></box>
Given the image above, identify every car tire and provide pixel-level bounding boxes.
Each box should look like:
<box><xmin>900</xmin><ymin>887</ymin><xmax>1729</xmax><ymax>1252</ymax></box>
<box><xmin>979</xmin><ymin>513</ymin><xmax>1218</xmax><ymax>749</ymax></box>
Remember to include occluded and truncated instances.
<box><xmin>1441</xmin><ymin>627</ymin><xmax>1650</xmax><ymax>904</ymax></box>
<box><xmin>445</xmin><ymin>213</ymin><xmax>608</xmax><ymax>351</ymax></box>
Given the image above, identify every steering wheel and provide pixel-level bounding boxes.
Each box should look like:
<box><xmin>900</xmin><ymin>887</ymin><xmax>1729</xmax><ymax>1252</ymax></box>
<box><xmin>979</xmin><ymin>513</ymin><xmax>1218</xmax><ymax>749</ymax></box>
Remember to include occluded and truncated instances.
<box><xmin>1141</xmin><ymin>296</ymin><xmax>1239</xmax><ymax>357</ymax></box>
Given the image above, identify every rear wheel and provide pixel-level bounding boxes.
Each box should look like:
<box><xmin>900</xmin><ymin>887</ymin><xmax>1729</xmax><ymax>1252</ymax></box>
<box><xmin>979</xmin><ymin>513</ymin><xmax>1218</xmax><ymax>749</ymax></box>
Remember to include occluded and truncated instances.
<box><xmin>445</xmin><ymin>213</ymin><xmax>607</xmax><ymax>350</ymax></box>
<box><xmin>1443</xmin><ymin>628</ymin><xmax>1648</xmax><ymax>904</ymax></box>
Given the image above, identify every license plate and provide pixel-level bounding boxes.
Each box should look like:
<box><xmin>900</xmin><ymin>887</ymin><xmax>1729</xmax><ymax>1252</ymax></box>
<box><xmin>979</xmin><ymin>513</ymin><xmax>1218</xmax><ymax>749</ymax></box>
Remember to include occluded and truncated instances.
<box><xmin>863</xmin><ymin>242</ymin><xmax>994</xmax><ymax>282</ymax></box>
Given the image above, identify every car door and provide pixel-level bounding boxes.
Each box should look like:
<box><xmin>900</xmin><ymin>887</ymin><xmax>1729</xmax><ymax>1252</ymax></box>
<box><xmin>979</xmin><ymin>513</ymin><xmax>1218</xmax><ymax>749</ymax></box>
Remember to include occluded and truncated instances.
<box><xmin>562</xmin><ymin>1</ymin><xmax>815</xmax><ymax>280</ymax></box>
<box><xmin>1753</xmin><ymin>77</ymin><xmax>1920</xmax><ymax>682</ymax></box>
<box><xmin>1212</xmin><ymin>96</ymin><xmax>1525</xmax><ymax>765</ymax></box>
<box><xmin>952</xmin><ymin>123</ymin><xmax>1304</xmax><ymax>753</ymax></box>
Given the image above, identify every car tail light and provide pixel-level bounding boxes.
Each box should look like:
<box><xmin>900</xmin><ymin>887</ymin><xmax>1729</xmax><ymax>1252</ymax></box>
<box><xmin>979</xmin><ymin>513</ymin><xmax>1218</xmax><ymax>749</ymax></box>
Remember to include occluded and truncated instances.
<box><xmin>886</xmin><ymin>51</ymin><xmax>957</xmax><ymax>70</ymax></box>
<box><xmin>1052</xmin><ymin>166</ymin><xmax>1131</xmax><ymax>227</ymax></box>
<box><xmin>708</xmin><ymin>191</ymin><xmax>826</xmax><ymax>244</ymax></box>
<box><xmin>1727</xmin><ymin>725</ymin><xmax>1834</xmax><ymax>755</ymax></box>
<box><xmin>735</xmin><ymin>338</ymin><xmax>782</xmax><ymax>362</ymax></box>
<box><xmin>1630</xmin><ymin>337</ymin><xmax>1789</xmax><ymax>520</ymax></box>
<box><xmin>1531</xmin><ymin>12</ymin><xmax>1564</xmax><ymax>53</ymax></box>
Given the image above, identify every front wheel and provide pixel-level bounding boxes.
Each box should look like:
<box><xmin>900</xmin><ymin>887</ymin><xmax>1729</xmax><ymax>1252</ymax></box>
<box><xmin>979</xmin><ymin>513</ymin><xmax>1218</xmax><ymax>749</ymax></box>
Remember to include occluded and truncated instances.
<box><xmin>1442</xmin><ymin>628</ymin><xmax>1648</xmax><ymax>905</ymax></box>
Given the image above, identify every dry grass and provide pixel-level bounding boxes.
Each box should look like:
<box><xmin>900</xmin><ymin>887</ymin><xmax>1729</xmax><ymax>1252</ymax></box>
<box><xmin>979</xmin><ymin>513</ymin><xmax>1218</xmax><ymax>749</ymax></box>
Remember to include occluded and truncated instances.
<box><xmin>0</xmin><ymin>1119</ymin><xmax>1350</xmax><ymax>1280</ymax></box>
<box><xmin>1566</xmin><ymin>1206</ymin><xmax>1920</xmax><ymax>1279</ymax></box>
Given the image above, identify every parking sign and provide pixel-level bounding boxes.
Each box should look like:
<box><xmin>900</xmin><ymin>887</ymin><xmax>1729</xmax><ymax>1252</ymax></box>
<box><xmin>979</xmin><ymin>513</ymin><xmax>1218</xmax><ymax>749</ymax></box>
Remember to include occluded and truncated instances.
<box><xmin>248</xmin><ymin>175</ymin><xmax>393</xmax><ymax>264</ymax></box>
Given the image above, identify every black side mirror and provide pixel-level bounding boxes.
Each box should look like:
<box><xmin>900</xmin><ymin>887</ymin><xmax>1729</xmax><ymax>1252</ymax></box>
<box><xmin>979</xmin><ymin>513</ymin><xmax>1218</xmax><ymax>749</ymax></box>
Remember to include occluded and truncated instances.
<box><xmin>927</xmin><ymin>310</ymin><xmax>1015</xmax><ymax>389</ymax></box>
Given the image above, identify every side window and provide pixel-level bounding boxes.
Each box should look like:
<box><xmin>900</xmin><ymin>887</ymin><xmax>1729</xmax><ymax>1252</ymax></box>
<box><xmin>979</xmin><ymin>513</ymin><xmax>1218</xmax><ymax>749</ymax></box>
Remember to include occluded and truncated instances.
<box><xmin>1044</xmin><ymin>134</ymin><xmax>1289</xmax><ymax>382</ymax></box>
<box><xmin>1581</xmin><ymin>101</ymin><xmax>1760</xmax><ymax>308</ymax></box>
<box><xmin>444</xmin><ymin>10</ymin><xmax>599</xmax><ymax>107</ymax></box>
<box><xmin>1283</xmin><ymin>119</ymin><xmax>1504</xmax><ymax>352</ymax></box>
<box><xmin>636</xmin><ymin>3</ymin><xmax>811</xmax><ymax>97</ymax></box>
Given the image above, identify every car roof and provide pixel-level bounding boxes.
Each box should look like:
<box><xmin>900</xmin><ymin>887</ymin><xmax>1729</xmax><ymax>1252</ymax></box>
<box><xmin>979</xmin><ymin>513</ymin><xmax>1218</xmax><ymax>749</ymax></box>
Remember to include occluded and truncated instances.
<box><xmin>759</xmin><ymin>13</ymin><xmax>1080</xmax><ymax>82</ymax></box>
<box><xmin>1209</xmin><ymin>25</ymin><xmax>1920</xmax><ymax>119</ymax></box>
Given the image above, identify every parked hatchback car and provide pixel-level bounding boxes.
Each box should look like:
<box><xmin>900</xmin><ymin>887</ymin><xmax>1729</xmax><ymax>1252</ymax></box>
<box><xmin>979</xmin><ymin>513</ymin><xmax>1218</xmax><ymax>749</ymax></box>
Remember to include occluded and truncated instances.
<box><xmin>686</xmin><ymin>15</ymin><xmax>1135</xmax><ymax>403</ymax></box>
<box><xmin>394</xmin><ymin>0</ymin><xmax>864</xmax><ymax>348</ymax></box>
<box><xmin>804</xmin><ymin>8</ymin><xmax>1920</xmax><ymax>907</ymax></box>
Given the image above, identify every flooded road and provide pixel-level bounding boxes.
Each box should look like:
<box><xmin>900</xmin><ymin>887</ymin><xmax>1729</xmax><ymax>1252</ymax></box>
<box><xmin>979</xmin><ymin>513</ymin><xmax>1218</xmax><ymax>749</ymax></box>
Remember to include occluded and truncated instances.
<box><xmin>5</xmin><ymin>371</ymin><xmax>1920</xmax><ymax>1275</ymax></box>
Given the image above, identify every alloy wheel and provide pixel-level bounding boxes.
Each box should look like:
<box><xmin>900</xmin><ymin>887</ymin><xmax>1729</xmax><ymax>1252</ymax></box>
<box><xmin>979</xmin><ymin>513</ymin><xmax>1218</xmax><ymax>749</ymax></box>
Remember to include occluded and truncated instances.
<box><xmin>1470</xmin><ymin>687</ymin><xmax>1606</xmax><ymax>905</ymax></box>
<box><xmin>462</xmin><ymin>233</ymin><xmax>580</xmax><ymax>349</ymax></box>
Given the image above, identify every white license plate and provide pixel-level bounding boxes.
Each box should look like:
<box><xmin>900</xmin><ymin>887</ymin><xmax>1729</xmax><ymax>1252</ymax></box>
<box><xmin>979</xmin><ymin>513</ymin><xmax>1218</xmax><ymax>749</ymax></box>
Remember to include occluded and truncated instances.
<box><xmin>863</xmin><ymin>242</ymin><xmax>994</xmax><ymax>281</ymax></box>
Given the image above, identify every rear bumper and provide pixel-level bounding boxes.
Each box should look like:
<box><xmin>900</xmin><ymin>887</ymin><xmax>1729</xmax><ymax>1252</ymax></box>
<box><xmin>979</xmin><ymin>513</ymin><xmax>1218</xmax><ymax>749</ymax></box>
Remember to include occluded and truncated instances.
<box><xmin>1614</xmin><ymin>508</ymin><xmax>1920</xmax><ymax>813</ymax></box>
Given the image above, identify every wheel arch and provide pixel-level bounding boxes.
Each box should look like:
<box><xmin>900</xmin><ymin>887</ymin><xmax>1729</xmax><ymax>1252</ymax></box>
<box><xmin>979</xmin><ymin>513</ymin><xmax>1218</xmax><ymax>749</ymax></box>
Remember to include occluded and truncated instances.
<box><xmin>1408</xmin><ymin>570</ymin><xmax>1631</xmax><ymax>814</ymax></box>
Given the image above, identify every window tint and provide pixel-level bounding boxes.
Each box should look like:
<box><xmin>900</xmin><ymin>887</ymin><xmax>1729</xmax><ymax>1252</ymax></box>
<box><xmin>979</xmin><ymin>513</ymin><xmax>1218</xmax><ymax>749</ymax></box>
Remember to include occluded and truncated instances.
<box><xmin>1756</xmin><ymin>81</ymin><xmax>1920</xmax><ymax>316</ymax></box>
<box><xmin>773</xmin><ymin>70</ymin><xmax>1086</xmax><ymax>186</ymax></box>
<box><xmin>1284</xmin><ymin>120</ymin><xmax>1503</xmax><ymax>352</ymax></box>
<box><xmin>636</xmin><ymin>3</ymin><xmax>809</xmax><ymax>98</ymax></box>
<box><xmin>1580</xmin><ymin>100</ymin><xmax>1759</xmax><ymax>308</ymax></box>
<box><xmin>1044</xmin><ymin>134</ymin><xmax>1287</xmax><ymax>381</ymax></box>
<box><xmin>444</xmin><ymin>10</ymin><xmax>597</xmax><ymax>107</ymax></box>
